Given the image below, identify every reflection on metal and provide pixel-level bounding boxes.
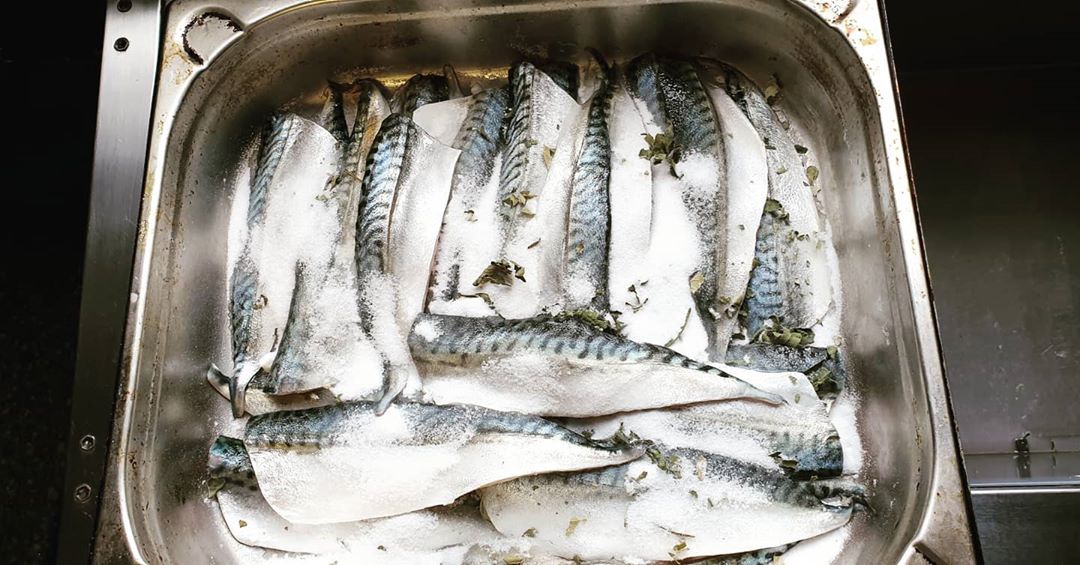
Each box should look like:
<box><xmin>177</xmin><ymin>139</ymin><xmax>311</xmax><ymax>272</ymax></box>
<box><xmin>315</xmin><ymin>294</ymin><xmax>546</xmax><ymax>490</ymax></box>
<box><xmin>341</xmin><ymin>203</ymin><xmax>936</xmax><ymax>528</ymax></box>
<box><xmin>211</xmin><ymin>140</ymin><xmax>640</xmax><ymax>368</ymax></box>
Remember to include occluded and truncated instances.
<box><xmin>969</xmin><ymin>488</ymin><xmax>1080</xmax><ymax>564</ymax></box>
<box><xmin>78</xmin><ymin>0</ymin><xmax>976</xmax><ymax>563</ymax></box>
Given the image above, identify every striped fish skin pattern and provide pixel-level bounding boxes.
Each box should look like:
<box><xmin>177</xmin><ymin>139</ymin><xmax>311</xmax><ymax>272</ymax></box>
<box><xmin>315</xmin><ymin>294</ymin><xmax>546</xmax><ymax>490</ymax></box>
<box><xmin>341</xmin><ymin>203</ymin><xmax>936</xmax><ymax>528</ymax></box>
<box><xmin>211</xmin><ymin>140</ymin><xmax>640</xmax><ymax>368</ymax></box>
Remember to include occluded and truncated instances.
<box><xmin>355</xmin><ymin>113</ymin><xmax>412</xmax><ymax>280</ymax></box>
<box><xmin>496</xmin><ymin>61</ymin><xmax>538</xmax><ymax>226</ymax></box>
<box><xmin>228</xmin><ymin>113</ymin><xmax>296</xmax><ymax>416</ymax></box>
<box><xmin>318</xmin><ymin>83</ymin><xmax>350</xmax><ymax>144</ymax></box>
<box><xmin>626</xmin><ymin>53</ymin><xmax>727</xmax><ymax>340</ymax></box>
<box><xmin>744</xmin><ymin>211</ymin><xmax>784</xmax><ymax>336</ymax></box>
<box><xmin>410</xmin><ymin>312</ymin><xmax>735</xmax><ymax>375</ymax></box>
<box><xmin>625</xmin><ymin>53</ymin><xmax>721</xmax><ymax>153</ymax></box>
<box><xmin>496</xmin><ymin>447</ymin><xmax>862</xmax><ymax>509</ymax></box>
<box><xmin>244</xmin><ymin>400</ymin><xmax>626</xmax><ymax>452</ymax></box>
<box><xmin>339</xmin><ymin>79</ymin><xmax>390</xmax><ymax>197</ymax></box>
<box><xmin>261</xmin><ymin>263</ymin><xmax>310</xmax><ymax>394</ymax></box>
<box><xmin>391</xmin><ymin>73</ymin><xmax>450</xmax><ymax>117</ymax></box>
<box><xmin>719</xmin><ymin>62</ymin><xmax>831</xmax><ymax>337</ymax></box>
<box><xmin>209</xmin><ymin>436</ymin><xmax>259</xmax><ymax>493</ymax></box>
<box><xmin>433</xmin><ymin>88</ymin><xmax>511</xmax><ymax>302</ymax></box>
<box><xmin>565</xmin><ymin>67</ymin><xmax>616</xmax><ymax>313</ymax></box>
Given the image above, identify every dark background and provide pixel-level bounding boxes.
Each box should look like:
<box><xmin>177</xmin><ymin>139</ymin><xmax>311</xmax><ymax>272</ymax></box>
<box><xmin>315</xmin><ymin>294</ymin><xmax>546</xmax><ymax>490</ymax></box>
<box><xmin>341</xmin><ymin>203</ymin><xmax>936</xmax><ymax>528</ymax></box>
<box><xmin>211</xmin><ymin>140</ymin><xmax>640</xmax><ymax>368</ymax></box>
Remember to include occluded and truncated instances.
<box><xmin>0</xmin><ymin>1</ymin><xmax>1077</xmax><ymax>563</ymax></box>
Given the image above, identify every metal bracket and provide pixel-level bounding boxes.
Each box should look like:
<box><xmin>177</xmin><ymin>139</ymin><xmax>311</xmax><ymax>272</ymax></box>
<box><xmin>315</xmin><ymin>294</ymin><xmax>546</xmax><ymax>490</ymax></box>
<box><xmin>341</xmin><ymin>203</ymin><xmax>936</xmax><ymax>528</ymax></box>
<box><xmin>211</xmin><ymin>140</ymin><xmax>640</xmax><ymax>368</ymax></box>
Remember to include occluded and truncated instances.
<box><xmin>57</xmin><ymin>1</ymin><xmax>162</xmax><ymax>563</ymax></box>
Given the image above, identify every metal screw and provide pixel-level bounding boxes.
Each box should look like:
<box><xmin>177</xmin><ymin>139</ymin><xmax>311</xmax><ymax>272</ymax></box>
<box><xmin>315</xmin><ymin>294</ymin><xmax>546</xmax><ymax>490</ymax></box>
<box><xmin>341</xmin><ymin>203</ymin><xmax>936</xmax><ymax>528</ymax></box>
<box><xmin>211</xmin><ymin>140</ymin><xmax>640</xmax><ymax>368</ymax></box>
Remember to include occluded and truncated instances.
<box><xmin>74</xmin><ymin>484</ymin><xmax>92</xmax><ymax>503</ymax></box>
<box><xmin>117</xmin><ymin>0</ymin><xmax>132</xmax><ymax>12</ymax></box>
<box><xmin>114</xmin><ymin>37</ymin><xmax>130</xmax><ymax>52</ymax></box>
<box><xmin>79</xmin><ymin>434</ymin><xmax>96</xmax><ymax>452</ymax></box>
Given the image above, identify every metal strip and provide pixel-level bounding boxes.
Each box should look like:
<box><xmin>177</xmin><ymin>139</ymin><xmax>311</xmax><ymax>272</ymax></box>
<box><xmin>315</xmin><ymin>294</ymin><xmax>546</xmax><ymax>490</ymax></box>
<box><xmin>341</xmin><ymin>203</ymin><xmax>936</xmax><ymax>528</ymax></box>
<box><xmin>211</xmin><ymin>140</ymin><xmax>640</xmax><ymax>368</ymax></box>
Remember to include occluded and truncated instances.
<box><xmin>57</xmin><ymin>1</ymin><xmax>162</xmax><ymax>563</ymax></box>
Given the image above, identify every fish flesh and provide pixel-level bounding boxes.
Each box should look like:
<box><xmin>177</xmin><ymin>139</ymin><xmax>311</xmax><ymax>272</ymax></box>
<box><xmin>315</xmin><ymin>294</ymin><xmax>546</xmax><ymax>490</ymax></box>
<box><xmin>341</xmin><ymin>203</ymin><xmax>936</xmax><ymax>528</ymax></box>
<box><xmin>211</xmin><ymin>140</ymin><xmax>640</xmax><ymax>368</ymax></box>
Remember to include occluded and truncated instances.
<box><xmin>484</xmin><ymin>61</ymin><xmax>581</xmax><ymax>317</ymax></box>
<box><xmin>224</xmin><ymin>112</ymin><xmax>339</xmax><ymax>417</ymax></box>
<box><xmin>481</xmin><ymin>446</ymin><xmax>864</xmax><ymax>561</ymax></box>
<box><xmin>208</xmin><ymin>436</ymin><xmax>499</xmax><ymax>556</ymax></box>
<box><xmin>354</xmin><ymin>111</ymin><xmax>462</xmax><ymax>410</ymax></box>
<box><xmin>624</xmin><ymin>53</ymin><xmax>728</xmax><ymax>356</ymax></box>
<box><xmin>562</xmin><ymin>60</ymin><xmax>615</xmax><ymax>313</ymax></box>
<box><xmin>706</xmin><ymin>60</ymin><xmax>834</xmax><ymax>339</ymax></box>
<box><xmin>426</xmin><ymin>88</ymin><xmax>512</xmax><ymax>316</ymax></box>
<box><xmin>568</xmin><ymin>367</ymin><xmax>843</xmax><ymax>477</ymax></box>
<box><xmin>353</xmin><ymin>110</ymin><xmax>460</xmax><ymax>408</ymax></box>
<box><xmin>206</xmin><ymin>364</ymin><xmax>336</xmax><ymax>416</ymax></box>
<box><xmin>408</xmin><ymin>313</ymin><xmax>782</xmax><ymax>417</ymax></box>
<box><xmin>251</xmin><ymin>83</ymin><xmax>391</xmax><ymax>402</ymax></box>
<box><xmin>391</xmin><ymin>72</ymin><xmax>451</xmax><ymax>117</ymax></box>
<box><xmin>726</xmin><ymin>343</ymin><xmax>847</xmax><ymax>399</ymax></box>
<box><xmin>697</xmin><ymin>63</ymin><xmax>771</xmax><ymax>357</ymax></box>
<box><xmin>243</xmin><ymin>401</ymin><xmax>643</xmax><ymax>524</ymax></box>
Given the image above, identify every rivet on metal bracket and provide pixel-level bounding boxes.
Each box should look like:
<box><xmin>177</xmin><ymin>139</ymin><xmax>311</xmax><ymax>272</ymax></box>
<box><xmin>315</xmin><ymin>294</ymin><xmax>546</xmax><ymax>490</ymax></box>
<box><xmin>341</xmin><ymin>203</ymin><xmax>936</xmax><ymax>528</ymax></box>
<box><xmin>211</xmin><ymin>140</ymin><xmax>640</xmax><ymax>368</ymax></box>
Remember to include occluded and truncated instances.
<box><xmin>74</xmin><ymin>484</ymin><xmax>93</xmax><ymax>503</ymax></box>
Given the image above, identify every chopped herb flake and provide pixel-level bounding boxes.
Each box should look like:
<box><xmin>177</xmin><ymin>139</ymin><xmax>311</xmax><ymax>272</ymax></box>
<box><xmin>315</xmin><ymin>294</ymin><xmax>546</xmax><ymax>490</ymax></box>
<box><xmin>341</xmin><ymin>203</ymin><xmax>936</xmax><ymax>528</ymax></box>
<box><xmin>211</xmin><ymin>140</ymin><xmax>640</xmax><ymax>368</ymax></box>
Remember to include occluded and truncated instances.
<box><xmin>566</xmin><ymin>517</ymin><xmax>586</xmax><ymax>536</ymax></box>
<box><xmin>640</xmin><ymin>132</ymin><xmax>683</xmax><ymax>177</ymax></box>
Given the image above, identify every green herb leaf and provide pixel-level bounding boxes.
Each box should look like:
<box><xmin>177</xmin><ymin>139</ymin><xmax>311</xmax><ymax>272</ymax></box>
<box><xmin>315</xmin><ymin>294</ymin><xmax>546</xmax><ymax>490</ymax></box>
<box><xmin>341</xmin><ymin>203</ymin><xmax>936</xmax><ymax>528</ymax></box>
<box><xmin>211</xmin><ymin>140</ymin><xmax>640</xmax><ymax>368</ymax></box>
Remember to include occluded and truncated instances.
<box><xmin>755</xmin><ymin>317</ymin><xmax>814</xmax><ymax>347</ymax></box>
<box><xmin>647</xmin><ymin>446</ymin><xmax>682</xmax><ymax>478</ymax></box>
<box><xmin>566</xmin><ymin>517</ymin><xmax>586</xmax><ymax>536</ymax></box>
<box><xmin>806</xmin><ymin>165</ymin><xmax>820</xmax><ymax>185</ymax></box>
<box><xmin>763</xmin><ymin>198</ymin><xmax>790</xmax><ymax>222</ymax></box>
<box><xmin>522</xmin><ymin>527</ymin><xmax>538</xmax><ymax>538</ymax></box>
<box><xmin>473</xmin><ymin>260</ymin><xmax>524</xmax><ymax>287</ymax></box>
<box><xmin>794</xmin><ymin>144</ymin><xmax>809</xmax><ymax>154</ymax></box>
<box><xmin>639</xmin><ymin>132</ymin><xmax>683</xmax><ymax>177</ymax></box>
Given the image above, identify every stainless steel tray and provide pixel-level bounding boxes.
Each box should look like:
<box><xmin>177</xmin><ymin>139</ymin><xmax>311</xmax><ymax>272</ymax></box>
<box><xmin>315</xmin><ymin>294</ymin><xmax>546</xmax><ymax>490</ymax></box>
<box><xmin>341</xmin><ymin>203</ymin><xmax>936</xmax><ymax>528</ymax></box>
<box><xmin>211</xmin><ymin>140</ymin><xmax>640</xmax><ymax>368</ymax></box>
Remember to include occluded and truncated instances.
<box><xmin>66</xmin><ymin>0</ymin><xmax>978</xmax><ymax>562</ymax></box>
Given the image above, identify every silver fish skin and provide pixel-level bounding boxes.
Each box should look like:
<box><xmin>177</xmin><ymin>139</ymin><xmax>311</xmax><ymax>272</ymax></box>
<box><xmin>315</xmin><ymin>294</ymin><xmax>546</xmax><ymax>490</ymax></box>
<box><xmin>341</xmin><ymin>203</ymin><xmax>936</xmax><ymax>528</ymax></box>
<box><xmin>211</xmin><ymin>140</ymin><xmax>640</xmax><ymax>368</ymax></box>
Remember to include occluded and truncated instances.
<box><xmin>480</xmin><ymin>447</ymin><xmax>864</xmax><ymax>561</ymax></box>
<box><xmin>247</xmin><ymin>83</ymin><xmax>392</xmax><ymax>402</ymax></box>
<box><xmin>355</xmin><ymin>112</ymin><xmax>412</xmax><ymax>277</ymax></box>
<box><xmin>206</xmin><ymin>364</ymin><xmax>335</xmax><ymax>416</ymax></box>
<box><xmin>718</xmin><ymin>62</ymin><xmax>833</xmax><ymax>338</ymax></box>
<box><xmin>208</xmin><ymin>436</ymin><xmax>500</xmax><ymax>556</ymax></box>
<box><xmin>625</xmin><ymin>53</ymin><xmax>728</xmax><ymax>349</ymax></box>
<box><xmin>428</xmin><ymin>88</ymin><xmax>511</xmax><ymax>306</ymax></box>
<box><xmin>570</xmin><ymin>398</ymin><xmax>843</xmax><ymax>478</ymax></box>
<box><xmin>563</xmin><ymin>65</ymin><xmax>615</xmax><ymax>313</ymax></box>
<box><xmin>352</xmin><ymin>112</ymin><xmax>421</xmax><ymax>412</ymax></box>
<box><xmin>726</xmin><ymin>343</ymin><xmax>846</xmax><ymax>398</ymax></box>
<box><xmin>317</xmin><ymin>82</ymin><xmax>350</xmax><ymax>144</ymax></box>
<box><xmin>227</xmin><ymin>113</ymin><xmax>297</xmax><ymax>417</ymax></box>
<box><xmin>243</xmin><ymin>400</ymin><xmax>643</xmax><ymax>524</ymax></box>
<box><xmin>497</xmin><ymin>60</ymin><xmax>541</xmax><ymax>229</ymax></box>
<box><xmin>223</xmin><ymin>110</ymin><xmax>339</xmax><ymax>412</ymax></box>
<box><xmin>391</xmin><ymin>73</ymin><xmax>451</xmax><ymax>116</ymax></box>
<box><xmin>408</xmin><ymin>313</ymin><xmax>782</xmax><ymax>417</ymax></box>
<box><xmin>338</xmin><ymin>79</ymin><xmax>391</xmax><ymax>238</ymax></box>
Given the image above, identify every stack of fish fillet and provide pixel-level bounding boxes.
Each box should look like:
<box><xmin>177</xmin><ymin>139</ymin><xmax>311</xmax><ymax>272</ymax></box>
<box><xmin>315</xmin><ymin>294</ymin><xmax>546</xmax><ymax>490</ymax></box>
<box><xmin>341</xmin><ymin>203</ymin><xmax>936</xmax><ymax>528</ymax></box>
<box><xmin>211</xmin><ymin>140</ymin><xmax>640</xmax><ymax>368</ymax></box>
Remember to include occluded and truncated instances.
<box><xmin>204</xmin><ymin>51</ymin><xmax>864</xmax><ymax>564</ymax></box>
